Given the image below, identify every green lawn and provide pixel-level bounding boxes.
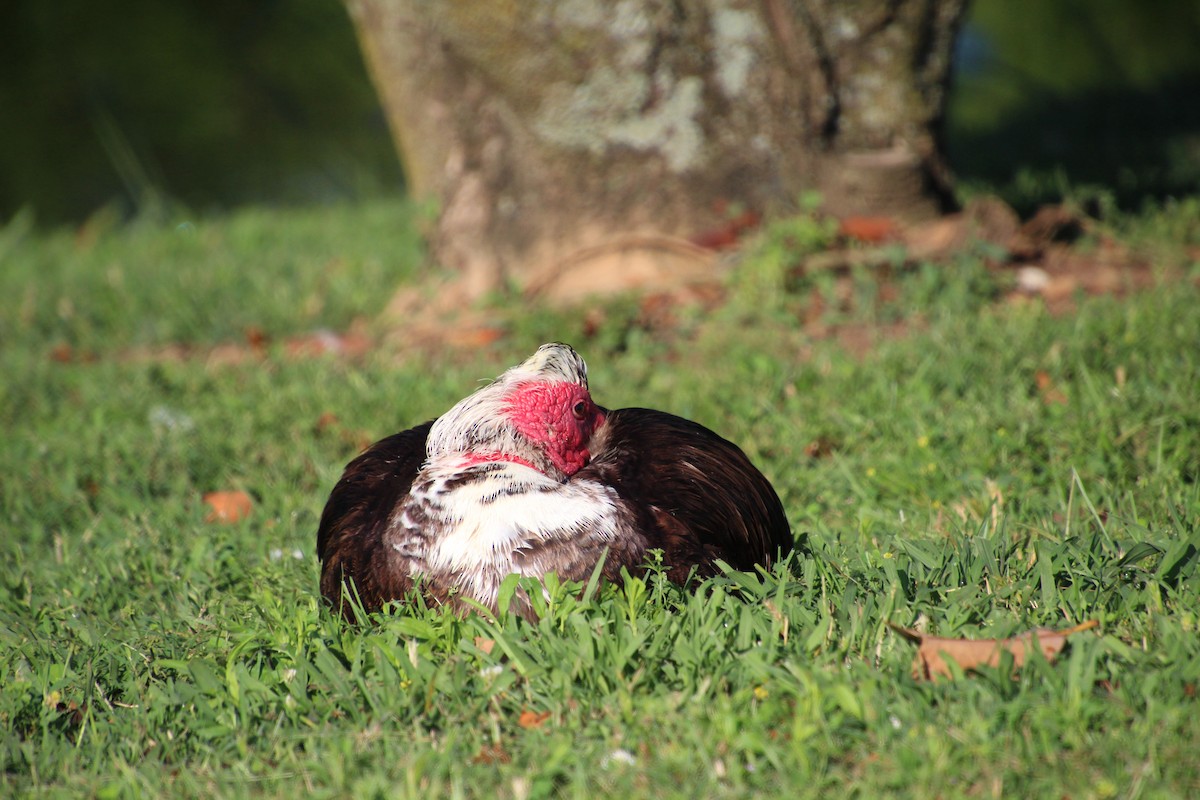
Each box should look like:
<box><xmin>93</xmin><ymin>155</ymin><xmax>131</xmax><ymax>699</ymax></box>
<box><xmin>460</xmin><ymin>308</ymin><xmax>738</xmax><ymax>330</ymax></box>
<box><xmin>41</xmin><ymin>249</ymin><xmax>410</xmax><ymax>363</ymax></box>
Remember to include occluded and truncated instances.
<box><xmin>2</xmin><ymin>198</ymin><xmax>1199</xmax><ymax>798</ymax></box>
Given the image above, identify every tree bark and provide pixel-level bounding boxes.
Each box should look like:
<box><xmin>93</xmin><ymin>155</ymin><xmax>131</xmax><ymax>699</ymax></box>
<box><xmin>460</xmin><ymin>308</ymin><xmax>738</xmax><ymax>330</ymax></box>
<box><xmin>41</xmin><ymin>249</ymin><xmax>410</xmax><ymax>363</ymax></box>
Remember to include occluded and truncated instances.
<box><xmin>345</xmin><ymin>0</ymin><xmax>966</xmax><ymax>300</ymax></box>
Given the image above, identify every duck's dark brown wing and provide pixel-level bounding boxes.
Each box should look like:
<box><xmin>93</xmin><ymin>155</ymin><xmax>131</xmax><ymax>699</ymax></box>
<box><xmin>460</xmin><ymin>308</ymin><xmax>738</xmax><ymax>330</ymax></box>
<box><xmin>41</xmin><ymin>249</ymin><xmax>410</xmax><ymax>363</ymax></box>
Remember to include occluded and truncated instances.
<box><xmin>577</xmin><ymin>408</ymin><xmax>792</xmax><ymax>582</ymax></box>
<box><xmin>316</xmin><ymin>409</ymin><xmax>792</xmax><ymax>617</ymax></box>
<box><xmin>316</xmin><ymin>421</ymin><xmax>432</xmax><ymax>618</ymax></box>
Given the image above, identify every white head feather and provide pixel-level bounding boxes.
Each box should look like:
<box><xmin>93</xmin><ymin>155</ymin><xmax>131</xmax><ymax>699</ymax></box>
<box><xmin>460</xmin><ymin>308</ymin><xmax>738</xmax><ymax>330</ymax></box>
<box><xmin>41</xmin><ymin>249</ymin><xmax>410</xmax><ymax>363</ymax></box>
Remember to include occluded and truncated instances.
<box><xmin>426</xmin><ymin>343</ymin><xmax>589</xmax><ymax>462</ymax></box>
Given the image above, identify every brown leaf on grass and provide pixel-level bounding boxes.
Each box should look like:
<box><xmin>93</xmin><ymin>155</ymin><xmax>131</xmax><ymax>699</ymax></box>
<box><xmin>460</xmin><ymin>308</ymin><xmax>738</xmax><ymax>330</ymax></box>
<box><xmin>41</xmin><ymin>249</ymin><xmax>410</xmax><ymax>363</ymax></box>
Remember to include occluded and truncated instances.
<box><xmin>314</xmin><ymin>411</ymin><xmax>340</xmax><ymax>433</ymax></box>
<box><xmin>472</xmin><ymin>743</ymin><xmax>512</xmax><ymax>765</ymax></box>
<box><xmin>244</xmin><ymin>325</ymin><xmax>270</xmax><ymax>354</ymax></box>
<box><xmin>889</xmin><ymin>620</ymin><xmax>1099</xmax><ymax>681</ymax></box>
<box><xmin>284</xmin><ymin>328</ymin><xmax>372</xmax><ymax>359</ymax></box>
<box><xmin>48</xmin><ymin>343</ymin><xmax>97</xmax><ymax>364</ymax></box>
<box><xmin>445</xmin><ymin>325</ymin><xmax>505</xmax><ymax>349</ymax></box>
<box><xmin>517</xmin><ymin>709</ymin><xmax>551</xmax><ymax>729</ymax></box>
<box><xmin>838</xmin><ymin>216</ymin><xmax>898</xmax><ymax>244</ymax></box>
<box><xmin>690</xmin><ymin>209</ymin><xmax>761</xmax><ymax>250</ymax></box>
<box><xmin>1035</xmin><ymin>370</ymin><xmax>1069</xmax><ymax>405</ymax></box>
<box><xmin>203</xmin><ymin>490</ymin><xmax>253</xmax><ymax>524</ymax></box>
<box><xmin>474</xmin><ymin>637</ymin><xmax>496</xmax><ymax>655</ymax></box>
<box><xmin>803</xmin><ymin>437</ymin><xmax>837</xmax><ymax>459</ymax></box>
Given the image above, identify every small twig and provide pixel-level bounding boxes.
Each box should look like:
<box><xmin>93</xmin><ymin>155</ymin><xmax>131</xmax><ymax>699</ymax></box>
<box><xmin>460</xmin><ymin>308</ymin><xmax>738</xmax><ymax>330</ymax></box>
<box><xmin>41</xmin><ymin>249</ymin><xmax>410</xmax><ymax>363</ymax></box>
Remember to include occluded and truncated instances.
<box><xmin>92</xmin><ymin>681</ymin><xmax>115</xmax><ymax>713</ymax></box>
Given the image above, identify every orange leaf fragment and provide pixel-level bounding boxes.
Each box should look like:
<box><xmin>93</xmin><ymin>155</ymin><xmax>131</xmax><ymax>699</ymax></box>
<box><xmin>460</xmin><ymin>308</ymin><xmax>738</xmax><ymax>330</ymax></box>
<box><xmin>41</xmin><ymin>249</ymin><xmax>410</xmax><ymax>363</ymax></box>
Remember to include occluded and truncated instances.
<box><xmin>284</xmin><ymin>329</ymin><xmax>373</xmax><ymax>360</ymax></box>
<box><xmin>690</xmin><ymin>209</ymin><xmax>761</xmax><ymax>250</ymax></box>
<box><xmin>838</xmin><ymin>216</ymin><xmax>898</xmax><ymax>244</ymax></box>
<box><xmin>803</xmin><ymin>437</ymin><xmax>837</xmax><ymax>459</ymax></box>
<box><xmin>244</xmin><ymin>325</ymin><xmax>270</xmax><ymax>352</ymax></box>
<box><xmin>517</xmin><ymin>709</ymin><xmax>551</xmax><ymax>729</ymax></box>
<box><xmin>203</xmin><ymin>490</ymin><xmax>253</xmax><ymax>524</ymax></box>
<box><xmin>472</xmin><ymin>743</ymin><xmax>512</xmax><ymax>765</ymax></box>
<box><xmin>446</xmin><ymin>325</ymin><xmax>505</xmax><ymax>349</ymax></box>
<box><xmin>1035</xmin><ymin>370</ymin><xmax>1069</xmax><ymax>405</ymax></box>
<box><xmin>889</xmin><ymin>620</ymin><xmax>1098</xmax><ymax>681</ymax></box>
<box><xmin>474</xmin><ymin>637</ymin><xmax>496</xmax><ymax>655</ymax></box>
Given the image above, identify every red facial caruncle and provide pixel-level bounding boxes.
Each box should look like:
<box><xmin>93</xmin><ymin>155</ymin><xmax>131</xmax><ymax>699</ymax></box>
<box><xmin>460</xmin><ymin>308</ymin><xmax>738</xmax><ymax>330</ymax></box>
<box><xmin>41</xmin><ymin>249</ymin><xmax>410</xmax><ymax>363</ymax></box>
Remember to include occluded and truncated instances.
<box><xmin>504</xmin><ymin>380</ymin><xmax>606</xmax><ymax>476</ymax></box>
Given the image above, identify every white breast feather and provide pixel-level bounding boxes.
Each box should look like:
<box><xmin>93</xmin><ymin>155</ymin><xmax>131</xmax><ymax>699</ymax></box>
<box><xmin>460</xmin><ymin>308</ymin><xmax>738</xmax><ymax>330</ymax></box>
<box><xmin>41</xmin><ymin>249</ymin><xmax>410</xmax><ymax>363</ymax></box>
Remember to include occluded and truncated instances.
<box><xmin>408</xmin><ymin>462</ymin><xmax>620</xmax><ymax>601</ymax></box>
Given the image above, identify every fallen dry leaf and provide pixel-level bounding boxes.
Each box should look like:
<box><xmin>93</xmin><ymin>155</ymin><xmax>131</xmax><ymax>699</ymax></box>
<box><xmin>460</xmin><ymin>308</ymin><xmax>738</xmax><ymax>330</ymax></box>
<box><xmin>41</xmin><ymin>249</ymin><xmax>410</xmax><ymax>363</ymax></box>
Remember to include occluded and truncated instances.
<box><xmin>50</xmin><ymin>343</ymin><xmax>74</xmax><ymax>363</ymax></box>
<box><xmin>244</xmin><ymin>325</ymin><xmax>270</xmax><ymax>353</ymax></box>
<box><xmin>839</xmin><ymin>216</ymin><xmax>898</xmax><ymax>244</ymax></box>
<box><xmin>48</xmin><ymin>343</ymin><xmax>97</xmax><ymax>364</ymax></box>
<box><xmin>203</xmin><ymin>490</ymin><xmax>254</xmax><ymax>524</ymax></box>
<box><xmin>1035</xmin><ymin>370</ymin><xmax>1069</xmax><ymax>405</ymax></box>
<box><xmin>314</xmin><ymin>411</ymin><xmax>340</xmax><ymax>432</ymax></box>
<box><xmin>803</xmin><ymin>437</ymin><xmax>837</xmax><ymax>459</ymax></box>
<box><xmin>889</xmin><ymin>620</ymin><xmax>1098</xmax><ymax>680</ymax></box>
<box><xmin>444</xmin><ymin>325</ymin><xmax>505</xmax><ymax>349</ymax></box>
<box><xmin>690</xmin><ymin>209</ymin><xmax>761</xmax><ymax>250</ymax></box>
<box><xmin>472</xmin><ymin>743</ymin><xmax>512</xmax><ymax>765</ymax></box>
<box><xmin>474</xmin><ymin>637</ymin><xmax>496</xmax><ymax>655</ymax></box>
<box><xmin>517</xmin><ymin>709</ymin><xmax>551</xmax><ymax>729</ymax></box>
<box><xmin>284</xmin><ymin>328</ymin><xmax>372</xmax><ymax>359</ymax></box>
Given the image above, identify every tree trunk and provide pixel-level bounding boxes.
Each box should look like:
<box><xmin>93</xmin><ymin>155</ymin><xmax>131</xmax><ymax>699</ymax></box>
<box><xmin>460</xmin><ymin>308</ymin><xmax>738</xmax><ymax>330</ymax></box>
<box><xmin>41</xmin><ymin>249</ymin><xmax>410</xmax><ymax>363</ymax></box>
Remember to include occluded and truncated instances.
<box><xmin>345</xmin><ymin>0</ymin><xmax>966</xmax><ymax>300</ymax></box>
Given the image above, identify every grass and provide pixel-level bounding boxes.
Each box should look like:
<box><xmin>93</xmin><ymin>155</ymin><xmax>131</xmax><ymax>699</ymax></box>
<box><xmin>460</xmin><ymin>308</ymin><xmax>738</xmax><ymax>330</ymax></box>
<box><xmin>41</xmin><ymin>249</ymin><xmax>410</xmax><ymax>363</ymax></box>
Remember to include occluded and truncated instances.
<box><xmin>2</xmin><ymin>197</ymin><xmax>1199</xmax><ymax>798</ymax></box>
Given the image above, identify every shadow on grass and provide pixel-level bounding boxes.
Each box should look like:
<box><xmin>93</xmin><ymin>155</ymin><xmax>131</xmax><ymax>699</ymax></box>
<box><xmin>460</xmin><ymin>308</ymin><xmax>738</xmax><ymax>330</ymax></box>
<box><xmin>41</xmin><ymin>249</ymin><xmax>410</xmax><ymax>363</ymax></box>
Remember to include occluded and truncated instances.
<box><xmin>950</xmin><ymin>74</ymin><xmax>1200</xmax><ymax>214</ymax></box>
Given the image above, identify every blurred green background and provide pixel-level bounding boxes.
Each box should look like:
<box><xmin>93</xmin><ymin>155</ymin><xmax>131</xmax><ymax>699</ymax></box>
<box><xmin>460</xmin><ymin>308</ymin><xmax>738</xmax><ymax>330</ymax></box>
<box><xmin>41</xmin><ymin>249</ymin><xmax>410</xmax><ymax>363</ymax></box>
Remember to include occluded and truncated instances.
<box><xmin>949</xmin><ymin>0</ymin><xmax>1200</xmax><ymax>211</ymax></box>
<box><xmin>0</xmin><ymin>0</ymin><xmax>403</xmax><ymax>224</ymax></box>
<box><xmin>2</xmin><ymin>0</ymin><xmax>1198</xmax><ymax>226</ymax></box>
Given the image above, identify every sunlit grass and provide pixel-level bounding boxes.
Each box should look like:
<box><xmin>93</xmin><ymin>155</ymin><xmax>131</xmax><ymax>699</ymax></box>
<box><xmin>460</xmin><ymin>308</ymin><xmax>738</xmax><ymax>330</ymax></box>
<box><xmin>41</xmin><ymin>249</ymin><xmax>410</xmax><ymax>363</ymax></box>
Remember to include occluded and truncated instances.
<box><xmin>1</xmin><ymin>198</ymin><xmax>1198</xmax><ymax>798</ymax></box>
<box><xmin>0</xmin><ymin>197</ymin><xmax>425</xmax><ymax>353</ymax></box>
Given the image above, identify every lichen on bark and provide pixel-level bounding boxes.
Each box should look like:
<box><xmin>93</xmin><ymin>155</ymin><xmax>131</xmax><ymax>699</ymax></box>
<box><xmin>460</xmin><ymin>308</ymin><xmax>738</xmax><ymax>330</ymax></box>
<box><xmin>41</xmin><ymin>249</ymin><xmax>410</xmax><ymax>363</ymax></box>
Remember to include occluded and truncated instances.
<box><xmin>347</xmin><ymin>0</ymin><xmax>967</xmax><ymax>299</ymax></box>
<box><xmin>534</xmin><ymin>69</ymin><xmax>705</xmax><ymax>172</ymax></box>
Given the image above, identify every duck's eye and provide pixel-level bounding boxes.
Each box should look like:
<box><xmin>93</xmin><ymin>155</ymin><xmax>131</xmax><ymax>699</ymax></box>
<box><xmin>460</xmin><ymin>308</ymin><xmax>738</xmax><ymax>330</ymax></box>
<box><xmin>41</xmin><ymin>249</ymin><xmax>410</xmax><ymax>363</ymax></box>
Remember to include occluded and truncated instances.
<box><xmin>572</xmin><ymin>400</ymin><xmax>587</xmax><ymax>420</ymax></box>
